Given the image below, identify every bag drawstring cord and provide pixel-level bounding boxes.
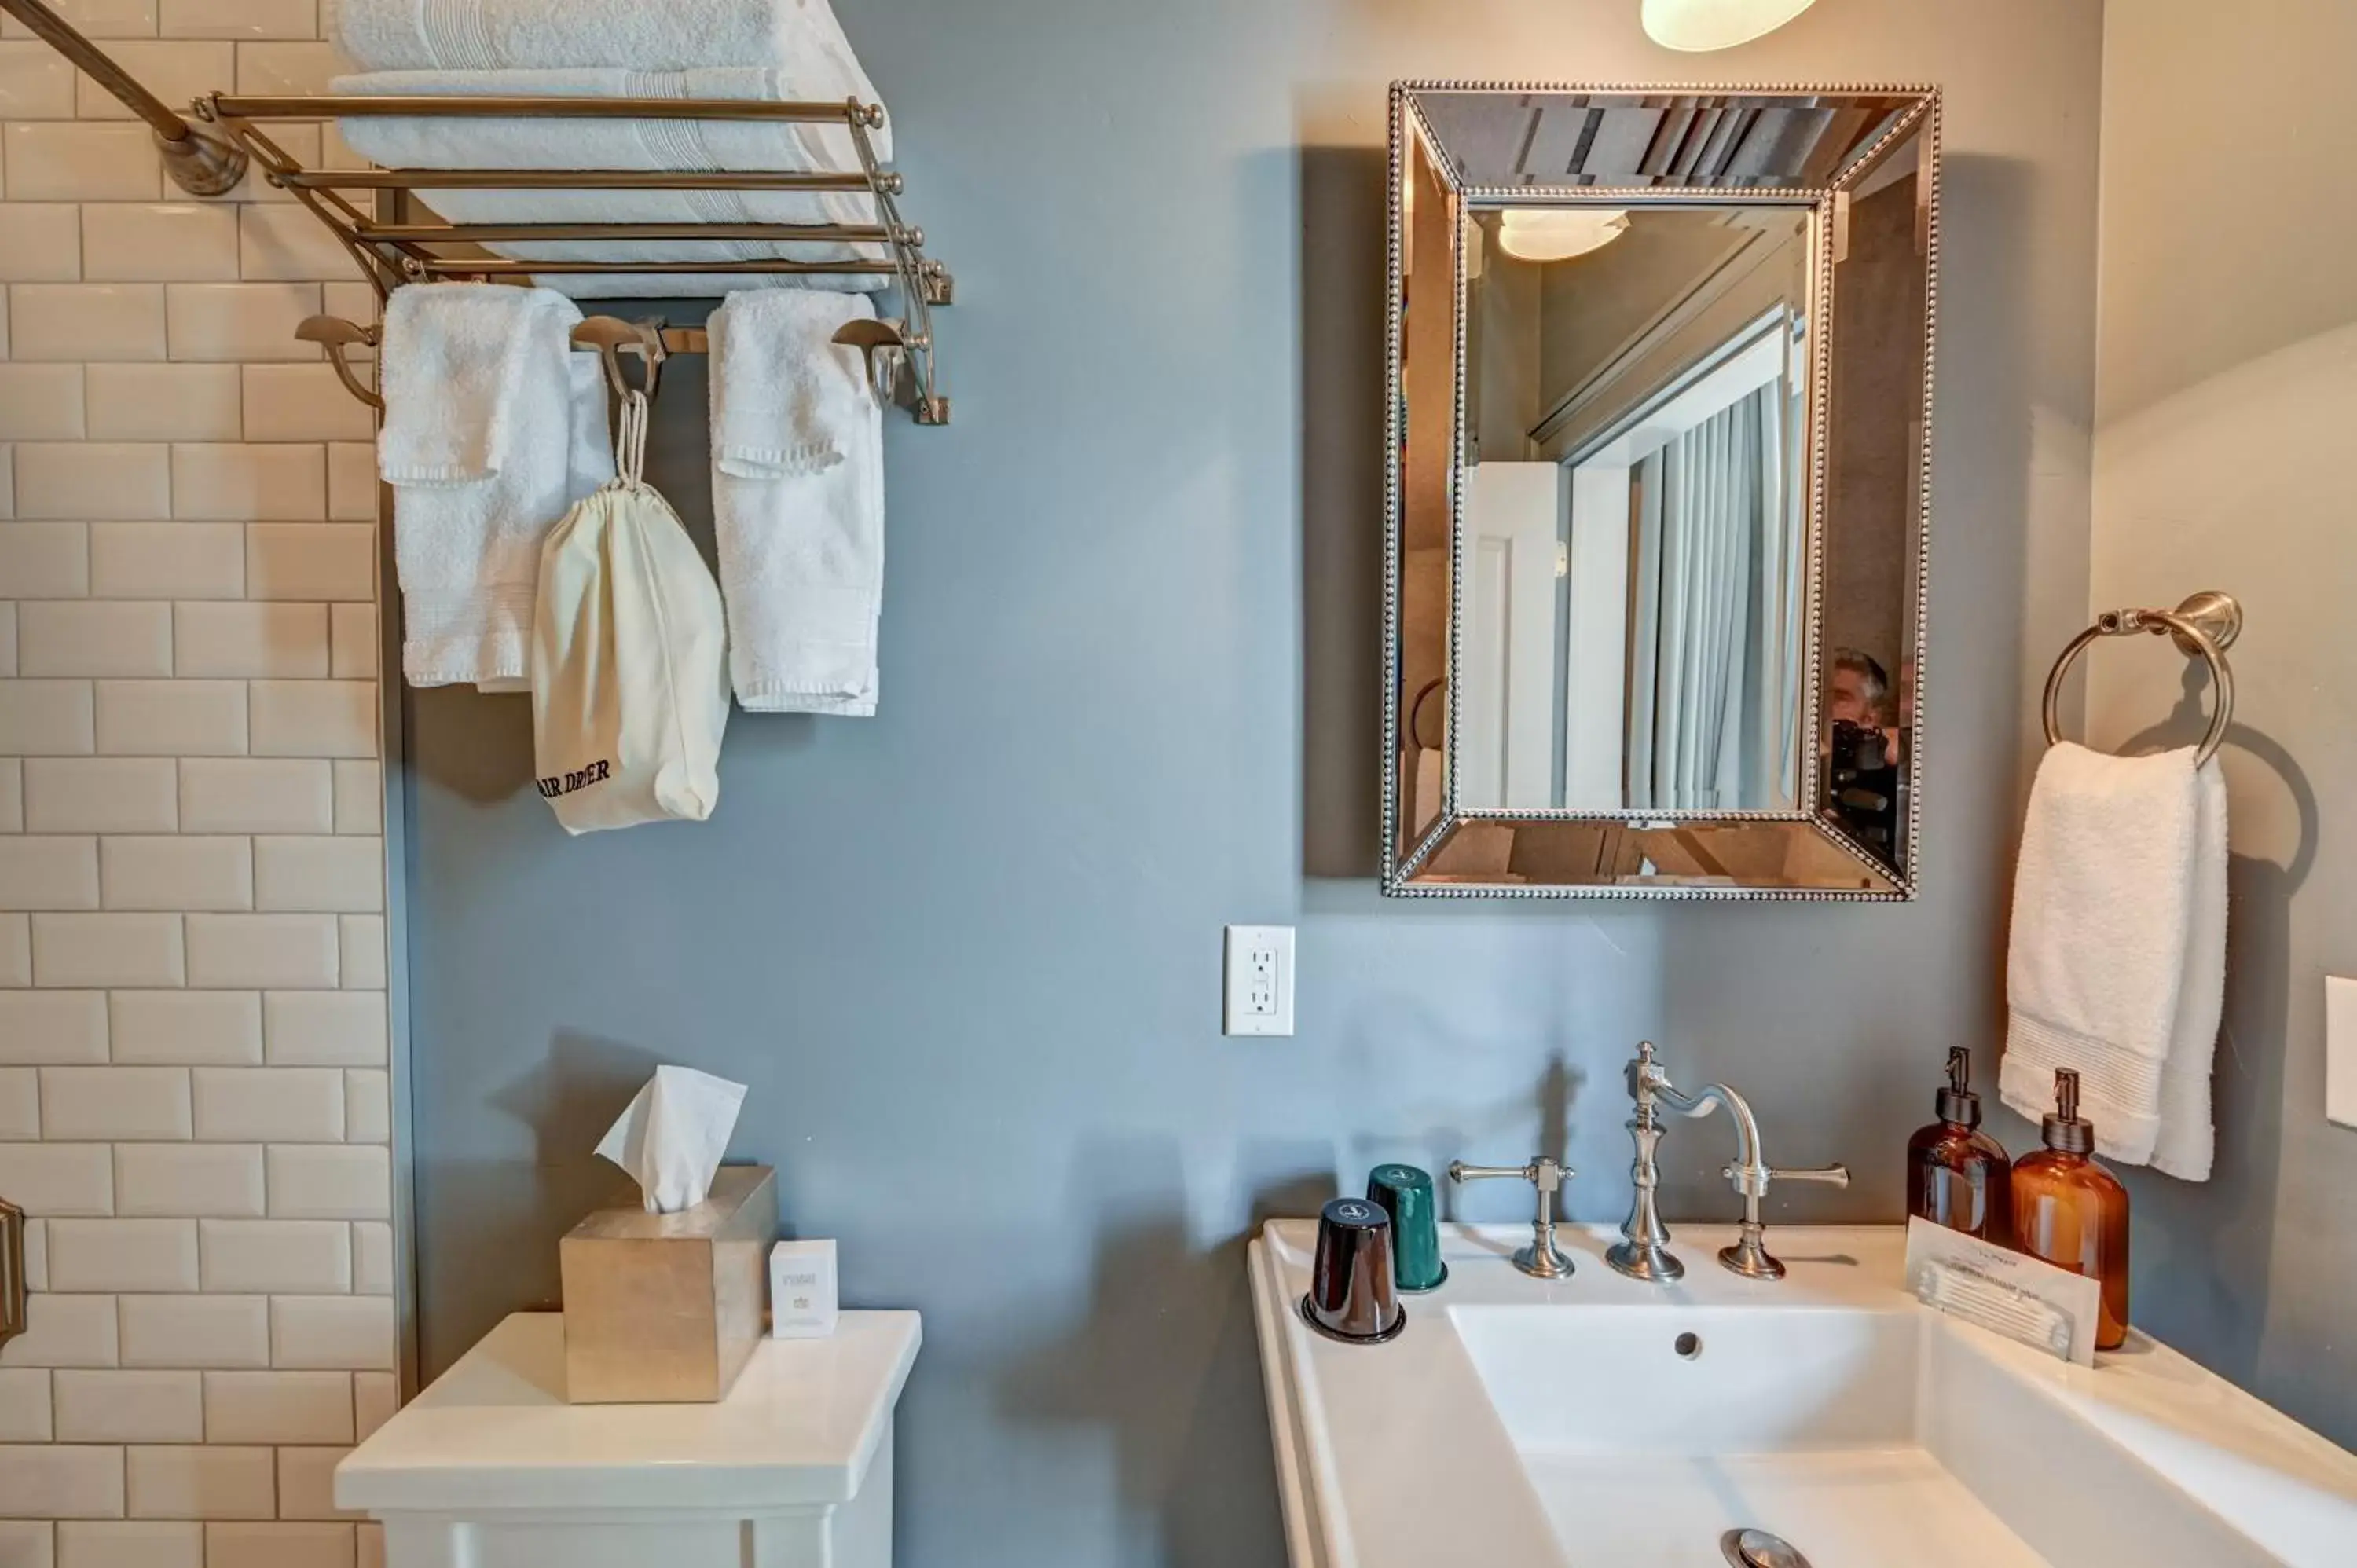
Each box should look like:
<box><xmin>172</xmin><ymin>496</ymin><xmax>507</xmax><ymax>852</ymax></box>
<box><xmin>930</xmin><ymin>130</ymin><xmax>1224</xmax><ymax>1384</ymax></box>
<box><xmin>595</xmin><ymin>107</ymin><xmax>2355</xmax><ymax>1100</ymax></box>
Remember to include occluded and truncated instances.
<box><xmin>611</xmin><ymin>388</ymin><xmax>651</xmax><ymax>492</ymax></box>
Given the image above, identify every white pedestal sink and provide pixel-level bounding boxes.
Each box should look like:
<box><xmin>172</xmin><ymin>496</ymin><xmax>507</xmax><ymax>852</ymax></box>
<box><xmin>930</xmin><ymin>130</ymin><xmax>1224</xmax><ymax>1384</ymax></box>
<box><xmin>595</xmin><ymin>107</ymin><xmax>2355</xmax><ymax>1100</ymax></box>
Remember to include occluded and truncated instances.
<box><xmin>1248</xmin><ymin>1221</ymin><xmax>2357</xmax><ymax>1567</ymax></box>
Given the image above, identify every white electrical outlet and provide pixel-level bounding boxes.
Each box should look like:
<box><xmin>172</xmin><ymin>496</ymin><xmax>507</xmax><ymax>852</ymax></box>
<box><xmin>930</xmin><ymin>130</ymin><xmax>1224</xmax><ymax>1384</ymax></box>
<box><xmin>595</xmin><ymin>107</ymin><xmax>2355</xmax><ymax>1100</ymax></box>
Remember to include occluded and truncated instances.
<box><xmin>2328</xmin><ymin>976</ymin><xmax>2357</xmax><ymax>1130</ymax></box>
<box><xmin>1224</xmin><ymin>925</ymin><xmax>1296</xmax><ymax>1037</ymax></box>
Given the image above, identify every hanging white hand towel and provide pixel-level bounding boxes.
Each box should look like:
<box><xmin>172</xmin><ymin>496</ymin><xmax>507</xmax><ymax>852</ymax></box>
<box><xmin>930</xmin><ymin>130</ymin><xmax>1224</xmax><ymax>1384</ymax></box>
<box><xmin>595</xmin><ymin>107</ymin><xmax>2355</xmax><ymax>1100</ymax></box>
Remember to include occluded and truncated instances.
<box><xmin>2151</xmin><ymin>760</ymin><xmax>2228</xmax><ymax>1180</ymax></box>
<box><xmin>708</xmin><ymin>289</ymin><xmax>884</xmax><ymax>714</ymax></box>
<box><xmin>2000</xmin><ymin>742</ymin><xmax>2229</xmax><ymax>1176</ymax></box>
<box><xmin>379</xmin><ymin>282</ymin><xmax>612</xmax><ymax>688</ymax></box>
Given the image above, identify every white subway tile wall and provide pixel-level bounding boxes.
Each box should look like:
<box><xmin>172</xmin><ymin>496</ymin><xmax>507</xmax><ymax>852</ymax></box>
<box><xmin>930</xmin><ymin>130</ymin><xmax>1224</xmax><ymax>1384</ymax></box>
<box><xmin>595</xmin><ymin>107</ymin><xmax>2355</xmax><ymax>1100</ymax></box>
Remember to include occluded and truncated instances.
<box><xmin>0</xmin><ymin>11</ymin><xmax>396</xmax><ymax>1559</ymax></box>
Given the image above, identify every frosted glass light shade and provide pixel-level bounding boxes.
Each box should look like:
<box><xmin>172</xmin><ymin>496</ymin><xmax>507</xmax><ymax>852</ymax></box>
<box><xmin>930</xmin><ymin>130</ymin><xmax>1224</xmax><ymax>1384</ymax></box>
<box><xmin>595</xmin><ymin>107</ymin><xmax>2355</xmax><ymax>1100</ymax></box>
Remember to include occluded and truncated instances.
<box><xmin>1640</xmin><ymin>0</ymin><xmax>1820</xmax><ymax>52</ymax></box>
<box><xmin>1496</xmin><ymin>207</ymin><xmax>1629</xmax><ymax>263</ymax></box>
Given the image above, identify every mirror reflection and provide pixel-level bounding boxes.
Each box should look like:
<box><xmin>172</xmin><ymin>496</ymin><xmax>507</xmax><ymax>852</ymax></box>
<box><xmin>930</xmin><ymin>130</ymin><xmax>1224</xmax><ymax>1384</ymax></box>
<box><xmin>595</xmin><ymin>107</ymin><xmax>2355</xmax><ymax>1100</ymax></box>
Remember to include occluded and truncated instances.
<box><xmin>1384</xmin><ymin>86</ymin><xmax>1936</xmax><ymax>896</ymax></box>
<box><xmin>1457</xmin><ymin>203</ymin><xmax>1810</xmax><ymax>814</ymax></box>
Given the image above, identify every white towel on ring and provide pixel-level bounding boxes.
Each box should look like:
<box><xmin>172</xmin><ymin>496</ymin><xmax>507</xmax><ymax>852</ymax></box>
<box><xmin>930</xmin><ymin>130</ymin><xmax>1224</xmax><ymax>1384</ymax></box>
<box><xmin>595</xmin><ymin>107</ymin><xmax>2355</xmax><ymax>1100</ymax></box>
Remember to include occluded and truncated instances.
<box><xmin>379</xmin><ymin>283</ymin><xmax>613</xmax><ymax>688</ymax></box>
<box><xmin>2000</xmin><ymin>743</ymin><xmax>2229</xmax><ymax>1178</ymax></box>
<box><xmin>708</xmin><ymin>289</ymin><xmax>884</xmax><ymax>713</ymax></box>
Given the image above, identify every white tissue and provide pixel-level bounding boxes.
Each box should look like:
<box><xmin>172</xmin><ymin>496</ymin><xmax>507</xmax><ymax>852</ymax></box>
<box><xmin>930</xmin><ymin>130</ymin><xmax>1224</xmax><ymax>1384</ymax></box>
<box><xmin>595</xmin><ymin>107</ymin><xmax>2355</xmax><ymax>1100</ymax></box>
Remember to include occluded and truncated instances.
<box><xmin>594</xmin><ymin>1065</ymin><xmax>748</xmax><ymax>1213</ymax></box>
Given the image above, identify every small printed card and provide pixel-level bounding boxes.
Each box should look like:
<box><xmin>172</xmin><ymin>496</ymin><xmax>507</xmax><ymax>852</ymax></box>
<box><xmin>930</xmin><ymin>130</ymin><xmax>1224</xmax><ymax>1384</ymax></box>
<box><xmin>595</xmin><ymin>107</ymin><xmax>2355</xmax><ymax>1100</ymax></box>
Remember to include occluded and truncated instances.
<box><xmin>1904</xmin><ymin>1218</ymin><xmax>2103</xmax><ymax>1367</ymax></box>
<box><xmin>769</xmin><ymin>1239</ymin><xmax>839</xmax><ymax>1339</ymax></box>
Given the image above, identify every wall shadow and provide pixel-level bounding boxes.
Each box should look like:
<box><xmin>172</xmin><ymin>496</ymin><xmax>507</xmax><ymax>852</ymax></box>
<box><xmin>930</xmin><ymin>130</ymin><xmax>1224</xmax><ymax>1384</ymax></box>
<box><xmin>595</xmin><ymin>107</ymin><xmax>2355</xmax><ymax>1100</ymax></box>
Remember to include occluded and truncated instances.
<box><xmin>1657</xmin><ymin>153</ymin><xmax>2045</xmax><ymax>1228</ymax></box>
<box><xmin>2113</xmin><ymin>693</ymin><xmax>2316</xmax><ymax>1387</ymax></box>
<box><xmin>994</xmin><ymin>1140</ymin><xmax>1336</xmax><ymax>1568</ymax></box>
<box><xmin>416</xmin><ymin>1030</ymin><xmax>660</xmax><ymax>1375</ymax></box>
<box><xmin>1298</xmin><ymin>145</ymin><xmax>1388</xmax><ymax>881</ymax></box>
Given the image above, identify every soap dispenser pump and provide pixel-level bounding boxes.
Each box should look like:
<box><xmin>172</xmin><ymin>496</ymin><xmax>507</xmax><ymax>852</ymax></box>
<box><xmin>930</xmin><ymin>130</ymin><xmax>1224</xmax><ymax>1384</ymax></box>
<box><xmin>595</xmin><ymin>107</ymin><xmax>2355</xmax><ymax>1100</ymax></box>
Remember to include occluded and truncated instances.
<box><xmin>2010</xmin><ymin>1068</ymin><xmax>2132</xmax><ymax>1350</ymax></box>
<box><xmin>1905</xmin><ymin>1047</ymin><xmax>2011</xmax><ymax>1243</ymax></box>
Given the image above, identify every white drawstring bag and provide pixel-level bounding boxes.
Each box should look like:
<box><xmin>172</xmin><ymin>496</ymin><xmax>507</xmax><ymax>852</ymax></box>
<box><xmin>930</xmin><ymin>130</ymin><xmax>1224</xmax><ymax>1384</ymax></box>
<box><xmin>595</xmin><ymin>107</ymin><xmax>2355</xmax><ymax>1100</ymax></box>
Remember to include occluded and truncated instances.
<box><xmin>531</xmin><ymin>388</ymin><xmax>730</xmax><ymax>833</ymax></box>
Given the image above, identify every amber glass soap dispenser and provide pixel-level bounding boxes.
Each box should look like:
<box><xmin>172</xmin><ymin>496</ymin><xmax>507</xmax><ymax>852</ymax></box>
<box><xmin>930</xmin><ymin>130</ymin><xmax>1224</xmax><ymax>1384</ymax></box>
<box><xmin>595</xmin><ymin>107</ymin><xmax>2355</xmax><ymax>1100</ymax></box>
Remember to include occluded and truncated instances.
<box><xmin>2011</xmin><ymin>1068</ymin><xmax>2131</xmax><ymax>1350</ymax></box>
<box><xmin>1906</xmin><ymin>1048</ymin><xmax>2011</xmax><ymax>1243</ymax></box>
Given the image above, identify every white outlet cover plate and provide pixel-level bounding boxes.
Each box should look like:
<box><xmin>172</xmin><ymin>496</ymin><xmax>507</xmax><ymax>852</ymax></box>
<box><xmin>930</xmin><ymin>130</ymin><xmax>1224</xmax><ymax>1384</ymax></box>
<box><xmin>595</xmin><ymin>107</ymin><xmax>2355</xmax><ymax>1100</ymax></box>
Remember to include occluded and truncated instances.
<box><xmin>2327</xmin><ymin>976</ymin><xmax>2357</xmax><ymax>1130</ymax></box>
<box><xmin>1224</xmin><ymin>925</ymin><xmax>1296</xmax><ymax>1037</ymax></box>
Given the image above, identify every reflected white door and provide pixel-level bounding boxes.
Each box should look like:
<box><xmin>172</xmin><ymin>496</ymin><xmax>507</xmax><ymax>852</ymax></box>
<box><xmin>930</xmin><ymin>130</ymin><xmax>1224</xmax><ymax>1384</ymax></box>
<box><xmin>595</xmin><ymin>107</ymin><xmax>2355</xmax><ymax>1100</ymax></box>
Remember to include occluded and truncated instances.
<box><xmin>1461</xmin><ymin>462</ymin><xmax>1562</xmax><ymax>809</ymax></box>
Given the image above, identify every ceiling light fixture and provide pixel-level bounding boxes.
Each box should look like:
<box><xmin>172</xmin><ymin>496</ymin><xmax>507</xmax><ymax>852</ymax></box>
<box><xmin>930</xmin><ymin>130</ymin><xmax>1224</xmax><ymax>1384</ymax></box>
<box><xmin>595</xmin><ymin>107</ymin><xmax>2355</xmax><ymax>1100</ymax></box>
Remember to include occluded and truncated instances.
<box><xmin>1496</xmin><ymin>207</ymin><xmax>1631</xmax><ymax>263</ymax></box>
<box><xmin>1640</xmin><ymin>0</ymin><xmax>1820</xmax><ymax>52</ymax></box>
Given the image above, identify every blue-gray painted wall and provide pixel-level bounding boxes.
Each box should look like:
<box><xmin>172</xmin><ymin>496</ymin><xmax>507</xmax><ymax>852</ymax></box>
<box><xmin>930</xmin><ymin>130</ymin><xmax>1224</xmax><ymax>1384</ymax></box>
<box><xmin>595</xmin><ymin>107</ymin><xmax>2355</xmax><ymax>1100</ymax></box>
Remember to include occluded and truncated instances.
<box><xmin>401</xmin><ymin>3</ymin><xmax>2111</xmax><ymax>1563</ymax></box>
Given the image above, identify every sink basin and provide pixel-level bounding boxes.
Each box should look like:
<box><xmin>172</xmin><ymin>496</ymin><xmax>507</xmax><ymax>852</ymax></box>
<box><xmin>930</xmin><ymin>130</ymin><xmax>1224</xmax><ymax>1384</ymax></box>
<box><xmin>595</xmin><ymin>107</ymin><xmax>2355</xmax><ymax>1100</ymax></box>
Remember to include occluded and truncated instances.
<box><xmin>1248</xmin><ymin>1221</ymin><xmax>2357</xmax><ymax>1567</ymax></box>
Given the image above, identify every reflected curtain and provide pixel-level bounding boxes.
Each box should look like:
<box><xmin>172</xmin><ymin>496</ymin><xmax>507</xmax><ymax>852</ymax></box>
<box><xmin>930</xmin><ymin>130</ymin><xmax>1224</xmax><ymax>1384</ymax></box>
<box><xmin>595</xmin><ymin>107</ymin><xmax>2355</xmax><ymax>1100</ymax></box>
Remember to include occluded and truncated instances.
<box><xmin>1626</xmin><ymin>383</ymin><xmax>1795</xmax><ymax>809</ymax></box>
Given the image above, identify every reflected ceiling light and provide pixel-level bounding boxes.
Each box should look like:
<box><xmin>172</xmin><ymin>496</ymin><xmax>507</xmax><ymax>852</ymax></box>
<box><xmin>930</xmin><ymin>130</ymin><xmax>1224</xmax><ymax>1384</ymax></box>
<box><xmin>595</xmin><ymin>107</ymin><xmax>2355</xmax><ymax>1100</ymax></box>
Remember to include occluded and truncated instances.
<box><xmin>1640</xmin><ymin>0</ymin><xmax>1820</xmax><ymax>52</ymax></box>
<box><xmin>1496</xmin><ymin>207</ymin><xmax>1629</xmax><ymax>262</ymax></box>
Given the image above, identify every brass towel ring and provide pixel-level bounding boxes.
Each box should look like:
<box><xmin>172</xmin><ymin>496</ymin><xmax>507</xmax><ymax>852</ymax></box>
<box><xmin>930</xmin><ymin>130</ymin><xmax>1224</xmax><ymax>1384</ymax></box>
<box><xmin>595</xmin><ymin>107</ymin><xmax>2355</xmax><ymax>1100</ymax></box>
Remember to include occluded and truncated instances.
<box><xmin>2041</xmin><ymin>591</ymin><xmax>2241</xmax><ymax>768</ymax></box>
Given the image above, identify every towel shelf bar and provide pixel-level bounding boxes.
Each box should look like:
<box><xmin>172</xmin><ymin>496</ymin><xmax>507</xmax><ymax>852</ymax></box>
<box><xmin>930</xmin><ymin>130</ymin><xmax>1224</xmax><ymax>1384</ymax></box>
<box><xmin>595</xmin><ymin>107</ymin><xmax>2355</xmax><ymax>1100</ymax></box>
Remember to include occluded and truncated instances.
<box><xmin>0</xmin><ymin>2</ymin><xmax>955</xmax><ymax>424</ymax></box>
<box><xmin>280</xmin><ymin>169</ymin><xmax>897</xmax><ymax>193</ymax></box>
<box><xmin>298</xmin><ymin>311</ymin><xmax>936</xmax><ymax>423</ymax></box>
<box><xmin>198</xmin><ymin>87</ymin><xmax>952</xmax><ymax>421</ymax></box>
<box><xmin>415</xmin><ymin>258</ymin><xmax>904</xmax><ymax>277</ymax></box>
<box><xmin>357</xmin><ymin>222</ymin><xmax>902</xmax><ymax>244</ymax></box>
<box><xmin>214</xmin><ymin>93</ymin><xmax>888</xmax><ymax>126</ymax></box>
<box><xmin>2041</xmin><ymin>592</ymin><xmax>2242</xmax><ymax>768</ymax></box>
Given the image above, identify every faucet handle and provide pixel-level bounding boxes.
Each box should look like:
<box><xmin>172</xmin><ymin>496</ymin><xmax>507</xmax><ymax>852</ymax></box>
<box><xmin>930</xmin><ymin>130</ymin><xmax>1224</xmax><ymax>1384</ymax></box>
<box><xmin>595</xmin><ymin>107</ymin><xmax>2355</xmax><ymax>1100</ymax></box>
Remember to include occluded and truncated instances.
<box><xmin>1770</xmin><ymin>1164</ymin><xmax>1851</xmax><ymax>1189</ymax></box>
<box><xmin>1446</xmin><ymin>1157</ymin><xmax>1574</xmax><ymax>1280</ymax></box>
<box><xmin>1715</xmin><ymin>1162</ymin><xmax>1850</xmax><ymax>1282</ymax></box>
<box><xmin>1449</xmin><ymin>1157</ymin><xmax>1568</xmax><ymax>1192</ymax></box>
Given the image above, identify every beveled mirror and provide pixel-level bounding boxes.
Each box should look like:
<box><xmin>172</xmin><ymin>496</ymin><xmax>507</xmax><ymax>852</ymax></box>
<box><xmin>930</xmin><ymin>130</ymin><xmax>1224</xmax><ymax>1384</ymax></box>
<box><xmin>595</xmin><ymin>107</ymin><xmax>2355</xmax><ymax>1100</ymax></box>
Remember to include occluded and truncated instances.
<box><xmin>1383</xmin><ymin>83</ymin><xmax>1937</xmax><ymax>899</ymax></box>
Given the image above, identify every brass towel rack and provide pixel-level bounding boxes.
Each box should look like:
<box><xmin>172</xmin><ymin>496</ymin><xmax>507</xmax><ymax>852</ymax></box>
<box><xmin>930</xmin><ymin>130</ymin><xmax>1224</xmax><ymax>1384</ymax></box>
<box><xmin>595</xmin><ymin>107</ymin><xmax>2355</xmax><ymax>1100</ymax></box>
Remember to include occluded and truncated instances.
<box><xmin>2042</xmin><ymin>591</ymin><xmax>2242</xmax><ymax>768</ymax></box>
<box><xmin>300</xmin><ymin>310</ymin><xmax>919</xmax><ymax>414</ymax></box>
<box><xmin>0</xmin><ymin>0</ymin><xmax>955</xmax><ymax>425</ymax></box>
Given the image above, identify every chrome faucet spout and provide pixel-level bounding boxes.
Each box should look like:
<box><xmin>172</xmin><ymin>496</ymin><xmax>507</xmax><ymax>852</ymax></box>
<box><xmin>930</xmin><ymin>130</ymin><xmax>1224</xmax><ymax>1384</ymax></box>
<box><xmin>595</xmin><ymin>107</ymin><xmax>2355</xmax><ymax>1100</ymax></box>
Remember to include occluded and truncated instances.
<box><xmin>1605</xmin><ymin>1041</ymin><xmax>1850</xmax><ymax>1284</ymax></box>
<box><xmin>1654</xmin><ymin>1078</ymin><xmax>1766</xmax><ymax>1192</ymax></box>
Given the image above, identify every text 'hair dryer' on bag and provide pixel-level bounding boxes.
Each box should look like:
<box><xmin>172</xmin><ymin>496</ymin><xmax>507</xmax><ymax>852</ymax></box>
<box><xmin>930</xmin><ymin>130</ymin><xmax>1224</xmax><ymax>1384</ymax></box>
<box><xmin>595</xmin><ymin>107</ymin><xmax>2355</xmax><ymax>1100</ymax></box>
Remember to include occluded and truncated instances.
<box><xmin>531</xmin><ymin>387</ymin><xmax>731</xmax><ymax>833</ymax></box>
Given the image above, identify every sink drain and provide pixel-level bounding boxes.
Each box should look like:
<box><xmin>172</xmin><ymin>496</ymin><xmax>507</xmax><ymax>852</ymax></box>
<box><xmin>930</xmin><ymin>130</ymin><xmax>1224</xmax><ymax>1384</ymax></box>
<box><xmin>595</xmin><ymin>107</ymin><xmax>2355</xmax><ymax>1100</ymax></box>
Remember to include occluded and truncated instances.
<box><xmin>1721</xmin><ymin>1529</ymin><xmax>1812</xmax><ymax>1568</ymax></box>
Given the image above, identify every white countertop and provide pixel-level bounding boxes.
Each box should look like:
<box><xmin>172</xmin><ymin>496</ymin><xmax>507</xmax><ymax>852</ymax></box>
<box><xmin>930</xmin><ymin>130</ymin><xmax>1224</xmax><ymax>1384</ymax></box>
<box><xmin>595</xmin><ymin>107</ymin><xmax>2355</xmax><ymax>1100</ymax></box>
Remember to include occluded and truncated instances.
<box><xmin>335</xmin><ymin>1310</ymin><xmax>922</xmax><ymax>1515</ymax></box>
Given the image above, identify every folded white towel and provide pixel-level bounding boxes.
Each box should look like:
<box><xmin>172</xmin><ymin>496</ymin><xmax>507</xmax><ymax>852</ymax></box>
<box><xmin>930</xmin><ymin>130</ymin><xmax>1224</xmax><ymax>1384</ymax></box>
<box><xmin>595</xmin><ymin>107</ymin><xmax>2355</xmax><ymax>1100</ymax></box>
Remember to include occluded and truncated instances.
<box><xmin>330</xmin><ymin>0</ymin><xmax>885</xmax><ymax>127</ymax></box>
<box><xmin>332</xmin><ymin>67</ymin><xmax>889</xmax><ymax>295</ymax></box>
<box><xmin>713</xmin><ymin>289</ymin><xmax>863</xmax><ymax>477</ymax></box>
<box><xmin>2000</xmin><ymin>743</ymin><xmax>2229</xmax><ymax>1176</ymax></box>
<box><xmin>381</xmin><ymin>283</ymin><xmax>613</xmax><ymax>687</ymax></box>
<box><xmin>708</xmin><ymin>290</ymin><xmax>883</xmax><ymax>713</ymax></box>
<box><xmin>331</xmin><ymin>64</ymin><xmax>889</xmax><ymax>182</ymax></box>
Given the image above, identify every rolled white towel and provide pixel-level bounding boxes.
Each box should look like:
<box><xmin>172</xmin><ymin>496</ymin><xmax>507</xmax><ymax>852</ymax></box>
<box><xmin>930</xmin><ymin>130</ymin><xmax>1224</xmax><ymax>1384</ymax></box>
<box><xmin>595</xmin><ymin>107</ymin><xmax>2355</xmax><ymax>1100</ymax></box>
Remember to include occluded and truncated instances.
<box><xmin>329</xmin><ymin>0</ymin><xmax>885</xmax><ymax>131</ymax></box>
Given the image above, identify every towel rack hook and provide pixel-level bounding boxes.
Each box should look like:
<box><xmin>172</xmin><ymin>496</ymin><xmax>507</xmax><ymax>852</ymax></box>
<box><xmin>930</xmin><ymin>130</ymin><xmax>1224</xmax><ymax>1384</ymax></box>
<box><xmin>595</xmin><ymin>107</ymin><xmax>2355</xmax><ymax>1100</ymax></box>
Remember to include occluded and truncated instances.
<box><xmin>295</xmin><ymin>315</ymin><xmax>383</xmax><ymax>412</ymax></box>
<box><xmin>574</xmin><ymin>316</ymin><xmax>668</xmax><ymax>405</ymax></box>
<box><xmin>831</xmin><ymin>317</ymin><xmax>914</xmax><ymax>410</ymax></box>
<box><xmin>2042</xmin><ymin>592</ymin><xmax>2242</xmax><ymax>768</ymax></box>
